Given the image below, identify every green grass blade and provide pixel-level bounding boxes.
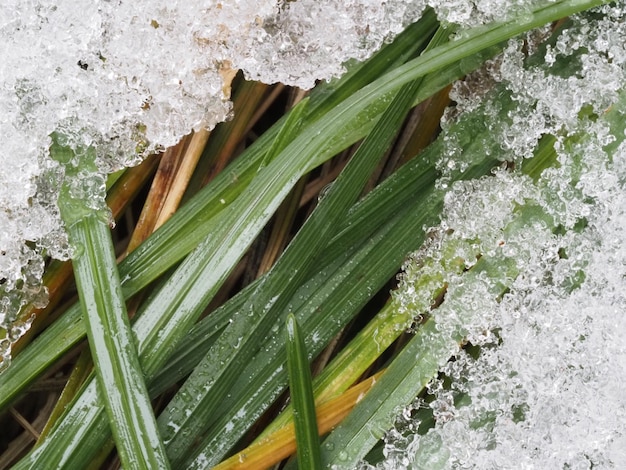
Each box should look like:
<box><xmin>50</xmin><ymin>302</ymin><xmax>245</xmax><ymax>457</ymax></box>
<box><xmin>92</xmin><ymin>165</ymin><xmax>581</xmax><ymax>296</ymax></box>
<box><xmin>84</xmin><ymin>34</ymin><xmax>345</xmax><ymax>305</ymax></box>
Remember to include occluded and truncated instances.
<box><xmin>66</xmin><ymin>214</ymin><xmax>170</xmax><ymax>470</ymax></box>
<box><xmin>286</xmin><ymin>314</ymin><xmax>322</xmax><ymax>470</ymax></box>
<box><xmin>361</xmin><ymin>0</ymin><xmax>607</xmax><ymax>98</ymax></box>
<box><xmin>14</xmin><ymin>377</ymin><xmax>107</xmax><ymax>469</ymax></box>
<box><xmin>50</xmin><ymin>132</ymin><xmax>169</xmax><ymax>469</ymax></box>
<box><xmin>0</xmin><ymin>302</ymin><xmax>84</xmax><ymax>413</ymax></box>
<box><xmin>36</xmin><ymin>347</ymin><xmax>93</xmax><ymax>444</ymax></box>
<box><xmin>306</xmin><ymin>9</ymin><xmax>437</xmax><ymax>117</ymax></box>
<box><xmin>322</xmin><ymin>315</ymin><xmax>451</xmax><ymax>468</ymax></box>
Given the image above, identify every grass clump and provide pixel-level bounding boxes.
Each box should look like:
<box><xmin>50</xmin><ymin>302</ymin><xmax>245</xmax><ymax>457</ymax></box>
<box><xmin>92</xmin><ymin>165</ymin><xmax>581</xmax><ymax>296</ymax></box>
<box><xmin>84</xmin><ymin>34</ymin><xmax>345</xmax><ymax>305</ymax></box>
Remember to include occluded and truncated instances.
<box><xmin>1</xmin><ymin>2</ymin><xmax>623</xmax><ymax>469</ymax></box>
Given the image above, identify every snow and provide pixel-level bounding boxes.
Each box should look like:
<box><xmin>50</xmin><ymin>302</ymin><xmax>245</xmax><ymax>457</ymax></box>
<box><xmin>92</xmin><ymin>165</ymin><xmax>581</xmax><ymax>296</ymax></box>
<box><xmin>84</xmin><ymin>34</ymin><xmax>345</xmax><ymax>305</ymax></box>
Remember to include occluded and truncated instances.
<box><xmin>369</xmin><ymin>5</ymin><xmax>626</xmax><ymax>469</ymax></box>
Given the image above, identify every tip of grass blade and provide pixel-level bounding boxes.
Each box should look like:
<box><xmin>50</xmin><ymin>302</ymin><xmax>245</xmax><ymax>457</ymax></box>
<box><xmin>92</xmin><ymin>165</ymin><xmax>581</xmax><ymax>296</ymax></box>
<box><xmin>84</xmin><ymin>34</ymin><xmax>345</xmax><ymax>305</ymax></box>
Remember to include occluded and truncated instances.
<box><xmin>285</xmin><ymin>313</ymin><xmax>322</xmax><ymax>470</ymax></box>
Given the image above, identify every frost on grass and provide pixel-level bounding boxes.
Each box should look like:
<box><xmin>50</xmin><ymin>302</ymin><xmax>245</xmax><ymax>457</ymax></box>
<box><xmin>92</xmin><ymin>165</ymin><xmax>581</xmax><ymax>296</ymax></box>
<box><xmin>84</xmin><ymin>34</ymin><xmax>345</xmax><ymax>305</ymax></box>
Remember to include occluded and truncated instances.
<box><xmin>0</xmin><ymin>0</ymin><xmax>434</xmax><ymax>370</ymax></box>
<box><xmin>366</xmin><ymin>6</ymin><xmax>626</xmax><ymax>469</ymax></box>
<box><xmin>0</xmin><ymin>0</ymin><xmax>554</xmax><ymax>369</ymax></box>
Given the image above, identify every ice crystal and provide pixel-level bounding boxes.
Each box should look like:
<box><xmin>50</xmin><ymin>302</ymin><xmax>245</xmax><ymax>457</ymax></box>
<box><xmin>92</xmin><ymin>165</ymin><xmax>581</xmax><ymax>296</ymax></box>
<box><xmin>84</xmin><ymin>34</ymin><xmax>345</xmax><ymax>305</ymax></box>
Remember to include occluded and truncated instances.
<box><xmin>375</xmin><ymin>6</ymin><xmax>626</xmax><ymax>469</ymax></box>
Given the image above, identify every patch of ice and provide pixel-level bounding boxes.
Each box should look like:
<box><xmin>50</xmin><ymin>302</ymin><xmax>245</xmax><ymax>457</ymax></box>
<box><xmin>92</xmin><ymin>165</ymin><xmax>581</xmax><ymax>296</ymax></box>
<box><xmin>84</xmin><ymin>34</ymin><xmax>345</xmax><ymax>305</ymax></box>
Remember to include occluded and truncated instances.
<box><xmin>372</xmin><ymin>6</ymin><xmax>626</xmax><ymax>469</ymax></box>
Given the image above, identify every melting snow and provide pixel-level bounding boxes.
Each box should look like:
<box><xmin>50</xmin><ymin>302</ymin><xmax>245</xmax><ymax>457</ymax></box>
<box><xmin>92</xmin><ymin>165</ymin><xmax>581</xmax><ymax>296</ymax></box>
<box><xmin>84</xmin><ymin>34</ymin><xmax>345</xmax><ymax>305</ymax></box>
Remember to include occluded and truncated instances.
<box><xmin>367</xmin><ymin>5</ymin><xmax>626</xmax><ymax>469</ymax></box>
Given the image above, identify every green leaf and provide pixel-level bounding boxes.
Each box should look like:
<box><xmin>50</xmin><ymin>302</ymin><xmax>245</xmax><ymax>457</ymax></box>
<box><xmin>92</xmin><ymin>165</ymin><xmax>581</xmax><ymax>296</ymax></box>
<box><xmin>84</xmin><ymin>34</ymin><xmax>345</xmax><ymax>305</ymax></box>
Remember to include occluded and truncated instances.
<box><xmin>286</xmin><ymin>314</ymin><xmax>322</xmax><ymax>470</ymax></box>
<box><xmin>49</xmin><ymin>131</ymin><xmax>170</xmax><ymax>469</ymax></box>
<box><xmin>65</xmin><ymin>214</ymin><xmax>170</xmax><ymax>470</ymax></box>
